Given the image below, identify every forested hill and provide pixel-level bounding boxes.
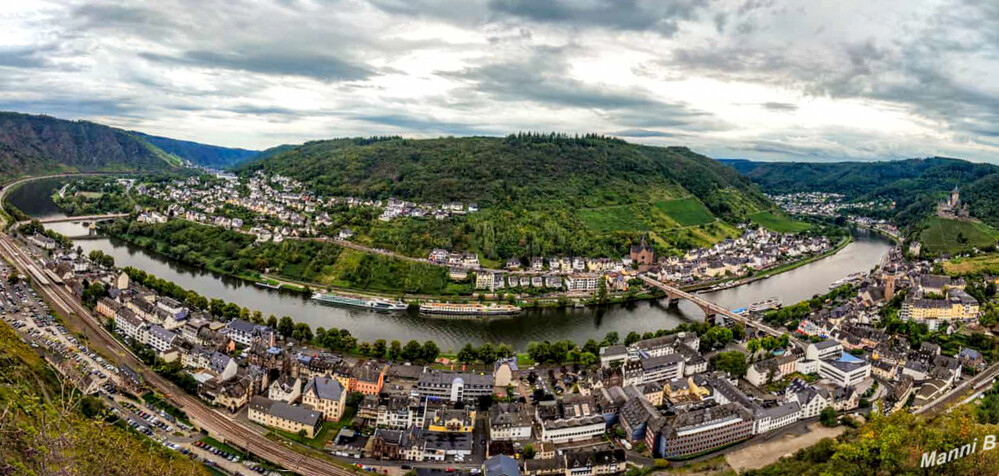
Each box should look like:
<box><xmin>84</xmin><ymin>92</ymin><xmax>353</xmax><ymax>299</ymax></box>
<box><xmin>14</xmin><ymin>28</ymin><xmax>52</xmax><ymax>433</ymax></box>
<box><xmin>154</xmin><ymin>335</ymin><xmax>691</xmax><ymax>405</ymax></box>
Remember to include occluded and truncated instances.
<box><xmin>722</xmin><ymin>157</ymin><xmax>999</xmax><ymax>230</ymax></box>
<box><xmin>0</xmin><ymin>111</ymin><xmax>179</xmax><ymax>180</ymax></box>
<box><xmin>130</xmin><ymin>131</ymin><xmax>259</xmax><ymax>168</ymax></box>
<box><xmin>240</xmin><ymin>134</ymin><xmax>771</xmax><ymax>223</ymax></box>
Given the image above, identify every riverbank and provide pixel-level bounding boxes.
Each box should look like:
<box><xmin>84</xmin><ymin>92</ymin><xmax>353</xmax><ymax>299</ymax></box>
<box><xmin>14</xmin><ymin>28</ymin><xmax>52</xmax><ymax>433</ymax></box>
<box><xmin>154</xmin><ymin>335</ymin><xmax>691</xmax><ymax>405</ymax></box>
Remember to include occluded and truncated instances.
<box><xmin>101</xmin><ymin>222</ymin><xmax>857</xmax><ymax>314</ymax></box>
<box><xmin>95</xmin><ymin>211</ymin><xmax>850</xmax><ymax>307</ymax></box>
<box><xmin>7</xmin><ymin>174</ymin><xmax>861</xmax><ymax>310</ymax></box>
<box><xmin>6</xmin><ymin>176</ymin><xmax>893</xmax><ymax>348</ymax></box>
<box><xmin>48</xmin><ymin>225</ymin><xmax>894</xmax><ymax>349</ymax></box>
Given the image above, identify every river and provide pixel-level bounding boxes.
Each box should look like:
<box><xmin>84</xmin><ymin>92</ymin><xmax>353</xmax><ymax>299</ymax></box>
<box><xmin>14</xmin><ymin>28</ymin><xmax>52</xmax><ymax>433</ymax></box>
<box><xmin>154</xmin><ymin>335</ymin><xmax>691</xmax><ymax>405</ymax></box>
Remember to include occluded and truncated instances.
<box><xmin>8</xmin><ymin>179</ymin><xmax>893</xmax><ymax>351</ymax></box>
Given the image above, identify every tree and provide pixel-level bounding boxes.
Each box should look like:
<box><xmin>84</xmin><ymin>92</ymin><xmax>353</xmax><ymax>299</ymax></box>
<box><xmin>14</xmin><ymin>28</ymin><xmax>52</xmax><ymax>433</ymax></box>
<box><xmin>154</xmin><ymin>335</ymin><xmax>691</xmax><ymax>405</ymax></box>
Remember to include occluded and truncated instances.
<box><xmin>761</xmin><ymin>335</ymin><xmax>777</xmax><ymax>351</ymax></box>
<box><xmin>579</xmin><ymin>352</ymin><xmax>598</xmax><ymax>367</ymax></box>
<box><xmin>422</xmin><ymin>340</ymin><xmax>440</xmax><ymax>362</ymax></box>
<box><xmin>747</xmin><ymin>338</ymin><xmax>761</xmax><ymax>355</ymax></box>
<box><xmin>457</xmin><ymin>344</ymin><xmax>477</xmax><ymax>363</ymax></box>
<box><xmin>372</xmin><ymin>339</ymin><xmax>387</xmax><ymax>358</ymax></box>
<box><xmin>401</xmin><ymin>340</ymin><xmax>423</xmax><ymax>361</ymax></box>
<box><xmin>389</xmin><ymin>340</ymin><xmax>402</xmax><ymax>360</ymax></box>
<box><xmin>820</xmin><ymin>406</ymin><xmax>838</xmax><ymax>427</ymax></box>
<box><xmin>277</xmin><ymin>316</ymin><xmax>294</xmax><ymax>337</ymax></box>
<box><xmin>522</xmin><ymin>444</ymin><xmax>536</xmax><ymax>459</ymax></box>
<box><xmin>597</xmin><ymin>277</ymin><xmax>608</xmax><ymax>304</ymax></box>
<box><xmin>291</xmin><ymin>322</ymin><xmax>313</xmax><ymax>342</ymax></box>
<box><xmin>625</xmin><ymin>331</ymin><xmax>642</xmax><ymax>346</ymax></box>
<box><xmin>711</xmin><ymin>326</ymin><xmax>734</xmax><ymax>349</ymax></box>
<box><xmin>477</xmin><ymin>343</ymin><xmax>497</xmax><ymax>364</ymax></box>
<box><xmin>710</xmin><ymin>351</ymin><xmax>748</xmax><ymax>377</ymax></box>
<box><xmin>732</xmin><ymin>324</ymin><xmax>746</xmax><ymax>341</ymax></box>
<box><xmin>81</xmin><ymin>282</ymin><xmax>107</xmax><ymax>307</ymax></box>
<box><xmin>496</xmin><ymin>343</ymin><xmax>514</xmax><ymax>358</ymax></box>
<box><xmin>266</xmin><ymin>315</ymin><xmax>278</xmax><ymax>328</ymax></box>
<box><xmin>604</xmin><ymin>331</ymin><xmax>619</xmax><ymax>345</ymax></box>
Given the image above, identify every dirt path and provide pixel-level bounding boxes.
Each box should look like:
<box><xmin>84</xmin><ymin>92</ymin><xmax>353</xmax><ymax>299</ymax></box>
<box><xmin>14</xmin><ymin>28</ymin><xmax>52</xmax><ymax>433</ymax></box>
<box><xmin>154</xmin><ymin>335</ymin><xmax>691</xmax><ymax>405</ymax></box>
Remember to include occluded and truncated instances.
<box><xmin>724</xmin><ymin>423</ymin><xmax>844</xmax><ymax>472</ymax></box>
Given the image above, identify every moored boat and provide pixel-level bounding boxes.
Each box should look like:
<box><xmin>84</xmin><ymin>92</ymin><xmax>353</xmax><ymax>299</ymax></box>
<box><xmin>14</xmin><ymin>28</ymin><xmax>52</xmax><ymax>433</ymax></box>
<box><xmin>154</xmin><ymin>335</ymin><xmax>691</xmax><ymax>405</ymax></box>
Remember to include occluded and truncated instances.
<box><xmin>418</xmin><ymin>302</ymin><xmax>521</xmax><ymax>316</ymax></box>
<box><xmin>312</xmin><ymin>292</ymin><xmax>408</xmax><ymax>312</ymax></box>
<box><xmin>748</xmin><ymin>297</ymin><xmax>782</xmax><ymax>313</ymax></box>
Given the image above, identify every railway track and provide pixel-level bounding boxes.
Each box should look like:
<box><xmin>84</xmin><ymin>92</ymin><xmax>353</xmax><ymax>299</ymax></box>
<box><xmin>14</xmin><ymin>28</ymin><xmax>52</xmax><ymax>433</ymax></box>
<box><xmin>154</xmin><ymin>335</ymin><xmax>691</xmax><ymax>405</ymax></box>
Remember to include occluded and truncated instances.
<box><xmin>0</xmin><ymin>232</ymin><xmax>357</xmax><ymax>476</ymax></box>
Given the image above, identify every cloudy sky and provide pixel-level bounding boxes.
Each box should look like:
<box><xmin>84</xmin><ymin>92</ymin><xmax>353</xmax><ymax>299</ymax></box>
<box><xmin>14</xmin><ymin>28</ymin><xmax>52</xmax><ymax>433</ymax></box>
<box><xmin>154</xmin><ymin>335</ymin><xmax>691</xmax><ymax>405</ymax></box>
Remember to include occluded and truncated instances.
<box><xmin>1</xmin><ymin>0</ymin><xmax>998</xmax><ymax>162</ymax></box>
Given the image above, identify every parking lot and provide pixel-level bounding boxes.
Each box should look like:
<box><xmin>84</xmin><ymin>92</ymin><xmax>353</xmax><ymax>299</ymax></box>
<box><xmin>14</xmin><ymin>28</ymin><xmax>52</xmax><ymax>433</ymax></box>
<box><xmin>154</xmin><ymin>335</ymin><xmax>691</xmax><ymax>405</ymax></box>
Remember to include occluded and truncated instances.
<box><xmin>1</xmin><ymin>269</ymin><xmax>121</xmax><ymax>392</ymax></box>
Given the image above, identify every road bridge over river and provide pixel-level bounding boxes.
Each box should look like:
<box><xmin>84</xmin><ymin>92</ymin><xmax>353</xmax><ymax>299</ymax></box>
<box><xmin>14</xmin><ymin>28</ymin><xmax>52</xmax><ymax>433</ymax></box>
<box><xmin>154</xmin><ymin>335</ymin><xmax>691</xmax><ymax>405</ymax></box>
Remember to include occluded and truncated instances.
<box><xmin>639</xmin><ymin>274</ymin><xmax>800</xmax><ymax>345</ymax></box>
<box><xmin>26</xmin><ymin>213</ymin><xmax>129</xmax><ymax>224</ymax></box>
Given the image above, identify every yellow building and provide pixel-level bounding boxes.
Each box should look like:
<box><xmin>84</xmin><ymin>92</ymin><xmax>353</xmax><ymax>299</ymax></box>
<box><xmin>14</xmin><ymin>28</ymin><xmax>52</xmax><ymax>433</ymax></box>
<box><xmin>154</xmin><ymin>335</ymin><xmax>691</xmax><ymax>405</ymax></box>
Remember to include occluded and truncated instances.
<box><xmin>302</xmin><ymin>376</ymin><xmax>347</xmax><ymax>421</ymax></box>
<box><xmin>248</xmin><ymin>396</ymin><xmax>322</xmax><ymax>438</ymax></box>
<box><xmin>903</xmin><ymin>295</ymin><xmax>979</xmax><ymax>321</ymax></box>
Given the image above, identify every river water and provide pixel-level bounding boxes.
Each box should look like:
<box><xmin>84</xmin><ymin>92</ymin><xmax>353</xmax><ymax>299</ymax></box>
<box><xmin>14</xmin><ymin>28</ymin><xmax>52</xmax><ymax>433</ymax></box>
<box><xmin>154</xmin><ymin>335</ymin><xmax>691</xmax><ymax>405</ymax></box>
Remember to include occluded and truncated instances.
<box><xmin>8</xmin><ymin>179</ymin><xmax>893</xmax><ymax>351</ymax></box>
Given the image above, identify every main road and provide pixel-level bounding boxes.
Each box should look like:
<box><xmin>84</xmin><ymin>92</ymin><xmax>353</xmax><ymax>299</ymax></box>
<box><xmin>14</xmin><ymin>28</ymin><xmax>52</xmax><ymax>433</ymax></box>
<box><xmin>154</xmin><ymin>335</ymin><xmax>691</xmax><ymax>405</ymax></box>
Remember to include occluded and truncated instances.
<box><xmin>0</xmin><ymin>231</ymin><xmax>357</xmax><ymax>476</ymax></box>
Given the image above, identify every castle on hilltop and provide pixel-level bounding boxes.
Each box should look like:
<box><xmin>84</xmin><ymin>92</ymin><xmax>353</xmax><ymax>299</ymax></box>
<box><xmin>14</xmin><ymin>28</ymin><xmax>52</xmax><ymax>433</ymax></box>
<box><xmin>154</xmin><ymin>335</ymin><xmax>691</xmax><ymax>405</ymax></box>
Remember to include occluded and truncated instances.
<box><xmin>937</xmin><ymin>185</ymin><xmax>970</xmax><ymax>219</ymax></box>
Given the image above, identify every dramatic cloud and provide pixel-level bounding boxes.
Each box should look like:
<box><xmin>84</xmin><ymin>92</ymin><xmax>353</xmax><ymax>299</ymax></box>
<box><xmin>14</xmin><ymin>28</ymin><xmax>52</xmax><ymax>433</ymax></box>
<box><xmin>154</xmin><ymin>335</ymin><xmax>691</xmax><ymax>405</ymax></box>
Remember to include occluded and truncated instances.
<box><xmin>140</xmin><ymin>50</ymin><xmax>374</xmax><ymax>82</ymax></box>
<box><xmin>0</xmin><ymin>0</ymin><xmax>996</xmax><ymax>162</ymax></box>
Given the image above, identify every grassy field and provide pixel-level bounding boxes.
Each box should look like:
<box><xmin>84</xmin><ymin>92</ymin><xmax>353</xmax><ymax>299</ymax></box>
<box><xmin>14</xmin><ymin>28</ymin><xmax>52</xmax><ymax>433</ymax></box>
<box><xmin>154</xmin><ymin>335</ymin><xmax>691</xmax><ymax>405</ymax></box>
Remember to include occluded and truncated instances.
<box><xmin>749</xmin><ymin>211</ymin><xmax>812</xmax><ymax>233</ymax></box>
<box><xmin>920</xmin><ymin>217</ymin><xmax>999</xmax><ymax>255</ymax></box>
<box><xmin>578</xmin><ymin>205</ymin><xmax>649</xmax><ymax>232</ymax></box>
<box><xmin>654</xmin><ymin>197</ymin><xmax>716</xmax><ymax>226</ymax></box>
<box><xmin>943</xmin><ymin>254</ymin><xmax>999</xmax><ymax>275</ymax></box>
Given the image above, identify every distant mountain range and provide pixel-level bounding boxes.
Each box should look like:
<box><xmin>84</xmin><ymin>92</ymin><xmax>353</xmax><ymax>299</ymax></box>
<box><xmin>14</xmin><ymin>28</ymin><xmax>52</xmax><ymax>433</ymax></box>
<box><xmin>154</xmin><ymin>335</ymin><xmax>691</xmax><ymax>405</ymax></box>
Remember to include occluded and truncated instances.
<box><xmin>0</xmin><ymin>111</ymin><xmax>263</xmax><ymax>180</ymax></box>
<box><xmin>130</xmin><ymin>131</ymin><xmax>259</xmax><ymax>168</ymax></box>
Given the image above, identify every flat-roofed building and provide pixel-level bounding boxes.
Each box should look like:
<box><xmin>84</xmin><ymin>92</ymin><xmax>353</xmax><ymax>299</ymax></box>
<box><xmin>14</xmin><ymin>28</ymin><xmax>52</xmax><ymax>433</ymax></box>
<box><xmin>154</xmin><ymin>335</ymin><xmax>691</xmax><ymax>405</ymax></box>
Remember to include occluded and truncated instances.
<box><xmin>648</xmin><ymin>403</ymin><xmax>753</xmax><ymax>459</ymax></box>
<box><xmin>416</xmin><ymin>372</ymin><xmax>494</xmax><ymax>403</ymax></box>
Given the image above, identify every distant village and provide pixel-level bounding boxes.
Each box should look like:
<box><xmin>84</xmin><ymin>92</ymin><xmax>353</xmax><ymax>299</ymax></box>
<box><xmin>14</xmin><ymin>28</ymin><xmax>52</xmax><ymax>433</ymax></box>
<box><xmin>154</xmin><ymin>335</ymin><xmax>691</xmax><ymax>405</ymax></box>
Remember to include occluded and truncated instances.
<box><xmin>135</xmin><ymin>171</ymin><xmax>478</xmax><ymax>244</ymax></box>
<box><xmin>770</xmin><ymin>192</ymin><xmax>901</xmax><ymax>240</ymax></box>
<box><xmin>85</xmin><ymin>174</ymin><xmax>838</xmax><ymax>298</ymax></box>
<box><xmin>12</xmin><ymin>212</ymin><xmax>995</xmax><ymax>471</ymax></box>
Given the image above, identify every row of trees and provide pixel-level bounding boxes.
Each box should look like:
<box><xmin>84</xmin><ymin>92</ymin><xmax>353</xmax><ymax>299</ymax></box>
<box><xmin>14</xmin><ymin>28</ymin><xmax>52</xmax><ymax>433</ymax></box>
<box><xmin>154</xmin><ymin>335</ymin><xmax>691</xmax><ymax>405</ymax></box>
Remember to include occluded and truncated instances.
<box><xmin>456</xmin><ymin>342</ymin><xmax>516</xmax><ymax>364</ymax></box>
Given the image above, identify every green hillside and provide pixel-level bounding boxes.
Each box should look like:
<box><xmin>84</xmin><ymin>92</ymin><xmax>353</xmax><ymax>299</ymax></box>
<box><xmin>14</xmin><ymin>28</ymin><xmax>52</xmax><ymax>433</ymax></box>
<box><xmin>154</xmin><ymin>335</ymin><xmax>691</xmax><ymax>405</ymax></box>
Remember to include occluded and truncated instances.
<box><xmin>0</xmin><ymin>320</ymin><xmax>208</xmax><ymax>475</ymax></box>
<box><xmin>919</xmin><ymin>216</ymin><xmax>999</xmax><ymax>255</ymax></box>
<box><xmin>749</xmin><ymin>211</ymin><xmax>812</xmax><ymax>233</ymax></box>
<box><xmin>0</xmin><ymin>111</ymin><xmax>178</xmax><ymax>181</ymax></box>
<box><xmin>131</xmin><ymin>131</ymin><xmax>260</xmax><ymax>168</ymax></box>
<box><xmin>654</xmin><ymin>197</ymin><xmax>716</xmax><ymax>226</ymax></box>
<box><xmin>239</xmin><ymin>133</ymin><xmax>773</xmax><ymax>257</ymax></box>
